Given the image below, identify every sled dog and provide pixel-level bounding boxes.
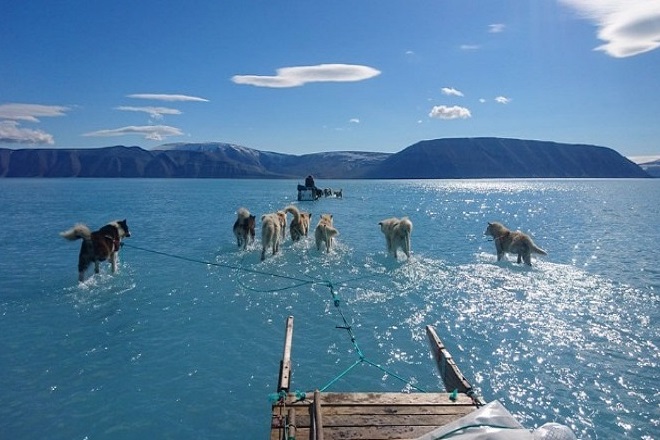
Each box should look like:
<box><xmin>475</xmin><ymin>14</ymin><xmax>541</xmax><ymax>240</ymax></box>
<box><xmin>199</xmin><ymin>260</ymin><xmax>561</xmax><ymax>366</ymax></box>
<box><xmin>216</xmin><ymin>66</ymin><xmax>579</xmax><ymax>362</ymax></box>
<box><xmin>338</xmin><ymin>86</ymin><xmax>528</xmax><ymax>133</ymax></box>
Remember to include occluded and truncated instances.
<box><xmin>261</xmin><ymin>211</ymin><xmax>286</xmax><ymax>261</ymax></box>
<box><xmin>284</xmin><ymin>205</ymin><xmax>312</xmax><ymax>242</ymax></box>
<box><xmin>484</xmin><ymin>221</ymin><xmax>547</xmax><ymax>266</ymax></box>
<box><xmin>233</xmin><ymin>207</ymin><xmax>256</xmax><ymax>249</ymax></box>
<box><xmin>378</xmin><ymin>216</ymin><xmax>413</xmax><ymax>259</ymax></box>
<box><xmin>60</xmin><ymin>219</ymin><xmax>131</xmax><ymax>281</ymax></box>
<box><xmin>315</xmin><ymin>214</ymin><xmax>339</xmax><ymax>253</ymax></box>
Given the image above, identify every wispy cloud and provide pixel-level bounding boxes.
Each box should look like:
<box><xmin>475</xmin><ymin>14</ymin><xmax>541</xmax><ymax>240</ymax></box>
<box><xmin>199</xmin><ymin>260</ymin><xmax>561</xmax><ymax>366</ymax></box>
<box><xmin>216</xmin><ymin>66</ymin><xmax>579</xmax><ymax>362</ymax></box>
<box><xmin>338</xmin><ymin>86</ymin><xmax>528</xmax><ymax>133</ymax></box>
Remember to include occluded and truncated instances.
<box><xmin>441</xmin><ymin>87</ymin><xmax>464</xmax><ymax>97</ymax></box>
<box><xmin>495</xmin><ymin>96</ymin><xmax>511</xmax><ymax>104</ymax></box>
<box><xmin>0</xmin><ymin>120</ymin><xmax>54</xmax><ymax>145</ymax></box>
<box><xmin>349</xmin><ymin>118</ymin><xmax>360</xmax><ymax>124</ymax></box>
<box><xmin>429</xmin><ymin>105</ymin><xmax>472</xmax><ymax>120</ymax></box>
<box><xmin>560</xmin><ymin>0</ymin><xmax>660</xmax><ymax>57</ymax></box>
<box><xmin>115</xmin><ymin>106</ymin><xmax>182</xmax><ymax>119</ymax></box>
<box><xmin>0</xmin><ymin>103</ymin><xmax>70</xmax><ymax>122</ymax></box>
<box><xmin>231</xmin><ymin>64</ymin><xmax>381</xmax><ymax>88</ymax></box>
<box><xmin>127</xmin><ymin>94</ymin><xmax>209</xmax><ymax>102</ymax></box>
<box><xmin>489</xmin><ymin>23</ymin><xmax>506</xmax><ymax>33</ymax></box>
<box><xmin>460</xmin><ymin>44</ymin><xmax>481</xmax><ymax>51</ymax></box>
<box><xmin>83</xmin><ymin>125</ymin><xmax>183</xmax><ymax>141</ymax></box>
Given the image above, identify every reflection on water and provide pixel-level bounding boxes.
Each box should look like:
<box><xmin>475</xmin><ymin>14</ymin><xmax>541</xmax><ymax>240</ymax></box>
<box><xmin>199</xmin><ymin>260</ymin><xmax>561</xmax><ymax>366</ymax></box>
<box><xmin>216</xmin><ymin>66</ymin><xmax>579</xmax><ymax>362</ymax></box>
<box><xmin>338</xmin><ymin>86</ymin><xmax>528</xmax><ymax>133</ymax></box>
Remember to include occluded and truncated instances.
<box><xmin>0</xmin><ymin>178</ymin><xmax>658</xmax><ymax>439</ymax></box>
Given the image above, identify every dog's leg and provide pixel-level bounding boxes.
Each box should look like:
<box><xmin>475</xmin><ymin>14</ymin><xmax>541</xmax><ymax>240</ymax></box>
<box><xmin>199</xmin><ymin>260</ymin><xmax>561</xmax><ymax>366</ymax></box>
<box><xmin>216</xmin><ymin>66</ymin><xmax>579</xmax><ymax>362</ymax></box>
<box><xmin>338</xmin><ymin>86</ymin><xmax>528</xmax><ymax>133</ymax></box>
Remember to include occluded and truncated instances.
<box><xmin>523</xmin><ymin>253</ymin><xmax>532</xmax><ymax>266</ymax></box>
<box><xmin>111</xmin><ymin>252</ymin><xmax>118</xmax><ymax>273</ymax></box>
<box><xmin>94</xmin><ymin>260</ymin><xmax>100</xmax><ymax>274</ymax></box>
<box><xmin>517</xmin><ymin>253</ymin><xmax>522</xmax><ymax>264</ymax></box>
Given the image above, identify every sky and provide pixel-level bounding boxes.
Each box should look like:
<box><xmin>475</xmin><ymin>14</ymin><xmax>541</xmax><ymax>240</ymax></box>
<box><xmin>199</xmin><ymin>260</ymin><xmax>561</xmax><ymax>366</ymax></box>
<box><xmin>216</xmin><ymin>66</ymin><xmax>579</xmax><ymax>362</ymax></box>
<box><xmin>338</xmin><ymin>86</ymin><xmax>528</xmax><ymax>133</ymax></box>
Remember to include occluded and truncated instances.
<box><xmin>1</xmin><ymin>1</ymin><xmax>659</xmax><ymax>162</ymax></box>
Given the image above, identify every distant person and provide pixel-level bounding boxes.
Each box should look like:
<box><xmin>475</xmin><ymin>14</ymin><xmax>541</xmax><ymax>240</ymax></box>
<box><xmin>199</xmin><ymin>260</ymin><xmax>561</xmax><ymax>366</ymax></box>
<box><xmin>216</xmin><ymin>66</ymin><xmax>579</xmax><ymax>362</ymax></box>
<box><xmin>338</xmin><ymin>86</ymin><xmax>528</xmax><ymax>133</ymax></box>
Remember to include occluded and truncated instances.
<box><xmin>305</xmin><ymin>175</ymin><xmax>315</xmax><ymax>188</ymax></box>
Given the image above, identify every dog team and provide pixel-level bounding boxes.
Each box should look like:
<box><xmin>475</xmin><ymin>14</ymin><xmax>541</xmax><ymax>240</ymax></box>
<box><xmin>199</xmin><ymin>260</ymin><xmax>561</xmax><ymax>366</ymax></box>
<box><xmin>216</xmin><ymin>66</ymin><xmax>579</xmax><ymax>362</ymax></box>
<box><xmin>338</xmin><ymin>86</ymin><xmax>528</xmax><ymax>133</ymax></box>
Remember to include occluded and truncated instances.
<box><xmin>61</xmin><ymin>210</ymin><xmax>546</xmax><ymax>280</ymax></box>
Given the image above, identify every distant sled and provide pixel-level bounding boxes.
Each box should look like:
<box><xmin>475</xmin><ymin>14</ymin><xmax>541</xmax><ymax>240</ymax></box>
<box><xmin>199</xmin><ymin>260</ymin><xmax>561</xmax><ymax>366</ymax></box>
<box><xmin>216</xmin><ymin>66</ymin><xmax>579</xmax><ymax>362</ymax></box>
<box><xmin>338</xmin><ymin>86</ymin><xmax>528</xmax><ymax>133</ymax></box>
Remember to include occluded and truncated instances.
<box><xmin>297</xmin><ymin>184</ymin><xmax>319</xmax><ymax>201</ymax></box>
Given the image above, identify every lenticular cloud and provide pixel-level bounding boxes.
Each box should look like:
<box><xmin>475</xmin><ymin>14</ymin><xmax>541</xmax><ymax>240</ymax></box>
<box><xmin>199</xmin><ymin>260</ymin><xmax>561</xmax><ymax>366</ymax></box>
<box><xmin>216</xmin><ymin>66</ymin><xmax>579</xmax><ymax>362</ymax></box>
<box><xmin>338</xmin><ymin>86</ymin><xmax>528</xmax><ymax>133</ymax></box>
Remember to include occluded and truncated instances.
<box><xmin>561</xmin><ymin>0</ymin><xmax>660</xmax><ymax>57</ymax></box>
<box><xmin>231</xmin><ymin>64</ymin><xmax>381</xmax><ymax>88</ymax></box>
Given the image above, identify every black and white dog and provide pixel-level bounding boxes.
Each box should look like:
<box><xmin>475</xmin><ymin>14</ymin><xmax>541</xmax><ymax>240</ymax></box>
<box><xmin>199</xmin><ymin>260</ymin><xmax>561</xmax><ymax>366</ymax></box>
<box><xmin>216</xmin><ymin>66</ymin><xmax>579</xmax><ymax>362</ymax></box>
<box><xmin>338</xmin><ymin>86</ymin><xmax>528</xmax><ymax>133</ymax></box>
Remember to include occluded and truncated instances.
<box><xmin>60</xmin><ymin>219</ymin><xmax>131</xmax><ymax>281</ymax></box>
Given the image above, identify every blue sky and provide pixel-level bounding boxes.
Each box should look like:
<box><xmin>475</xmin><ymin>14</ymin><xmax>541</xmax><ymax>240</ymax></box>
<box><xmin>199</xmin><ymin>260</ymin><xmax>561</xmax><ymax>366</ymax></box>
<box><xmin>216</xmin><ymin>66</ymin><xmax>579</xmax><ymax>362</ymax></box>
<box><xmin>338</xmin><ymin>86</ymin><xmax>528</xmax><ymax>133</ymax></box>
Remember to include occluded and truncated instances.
<box><xmin>1</xmin><ymin>1</ymin><xmax>659</xmax><ymax>162</ymax></box>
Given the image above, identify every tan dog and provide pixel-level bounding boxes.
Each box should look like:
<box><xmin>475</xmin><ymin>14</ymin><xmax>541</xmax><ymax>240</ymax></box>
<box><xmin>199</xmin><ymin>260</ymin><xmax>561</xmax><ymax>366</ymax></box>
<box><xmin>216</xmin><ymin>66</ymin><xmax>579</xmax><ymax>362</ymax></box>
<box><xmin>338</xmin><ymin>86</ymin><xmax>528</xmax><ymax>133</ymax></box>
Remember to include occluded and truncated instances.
<box><xmin>261</xmin><ymin>211</ymin><xmax>286</xmax><ymax>261</ymax></box>
<box><xmin>484</xmin><ymin>221</ymin><xmax>547</xmax><ymax>266</ymax></box>
<box><xmin>315</xmin><ymin>214</ymin><xmax>339</xmax><ymax>252</ymax></box>
<box><xmin>284</xmin><ymin>205</ymin><xmax>312</xmax><ymax>242</ymax></box>
<box><xmin>60</xmin><ymin>219</ymin><xmax>131</xmax><ymax>281</ymax></box>
<box><xmin>378</xmin><ymin>216</ymin><xmax>413</xmax><ymax>259</ymax></box>
<box><xmin>233</xmin><ymin>207</ymin><xmax>256</xmax><ymax>250</ymax></box>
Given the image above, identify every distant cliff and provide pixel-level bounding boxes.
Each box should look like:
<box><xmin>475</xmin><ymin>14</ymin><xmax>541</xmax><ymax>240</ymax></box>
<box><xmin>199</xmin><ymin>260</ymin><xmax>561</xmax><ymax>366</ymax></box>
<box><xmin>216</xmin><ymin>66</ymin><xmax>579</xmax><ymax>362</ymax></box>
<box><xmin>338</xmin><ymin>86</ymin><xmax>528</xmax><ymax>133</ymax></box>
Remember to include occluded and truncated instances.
<box><xmin>0</xmin><ymin>138</ymin><xmax>649</xmax><ymax>178</ymax></box>
<box><xmin>361</xmin><ymin>138</ymin><xmax>649</xmax><ymax>178</ymax></box>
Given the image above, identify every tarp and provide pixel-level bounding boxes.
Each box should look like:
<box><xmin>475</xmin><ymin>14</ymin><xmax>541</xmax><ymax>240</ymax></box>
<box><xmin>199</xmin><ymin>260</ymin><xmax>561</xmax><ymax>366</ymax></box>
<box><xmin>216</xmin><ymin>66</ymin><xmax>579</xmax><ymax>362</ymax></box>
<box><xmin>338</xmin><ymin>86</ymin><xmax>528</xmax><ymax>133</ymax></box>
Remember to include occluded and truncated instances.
<box><xmin>414</xmin><ymin>400</ymin><xmax>577</xmax><ymax>440</ymax></box>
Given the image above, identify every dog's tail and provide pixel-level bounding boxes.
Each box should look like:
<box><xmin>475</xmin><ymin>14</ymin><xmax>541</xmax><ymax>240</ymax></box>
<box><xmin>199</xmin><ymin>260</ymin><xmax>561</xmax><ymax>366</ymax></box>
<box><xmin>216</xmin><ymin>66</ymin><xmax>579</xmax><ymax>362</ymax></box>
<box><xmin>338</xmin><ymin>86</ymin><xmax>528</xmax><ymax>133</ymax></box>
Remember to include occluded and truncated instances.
<box><xmin>323</xmin><ymin>224</ymin><xmax>339</xmax><ymax>238</ymax></box>
<box><xmin>60</xmin><ymin>223</ymin><xmax>92</xmax><ymax>241</ymax></box>
<box><xmin>531</xmin><ymin>242</ymin><xmax>547</xmax><ymax>256</ymax></box>
<box><xmin>284</xmin><ymin>205</ymin><xmax>301</xmax><ymax>222</ymax></box>
<box><xmin>236</xmin><ymin>207</ymin><xmax>250</xmax><ymax>220</ymax></box>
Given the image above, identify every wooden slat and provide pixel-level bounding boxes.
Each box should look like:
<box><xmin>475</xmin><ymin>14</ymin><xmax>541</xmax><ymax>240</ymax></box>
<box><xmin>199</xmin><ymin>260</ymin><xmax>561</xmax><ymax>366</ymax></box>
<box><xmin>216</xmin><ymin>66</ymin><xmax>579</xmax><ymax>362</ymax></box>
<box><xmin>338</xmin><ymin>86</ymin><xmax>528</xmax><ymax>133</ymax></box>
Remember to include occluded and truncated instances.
<box><xmin>278</xmin><ymin>316</ymin><xmax>294</xmax><ymax>392</ymax></box>
<box><xmin>294</xmin><ymin>412</ymin><xmax>474</xmax><ymax>428</ymax></box>
<box><xmin>426</xmin><ymin>325</ymin><xmax>487</xmax><ymax>408</ymax></box>
<box><xmin>318</xmin><ymin>392</ymin><xmax>474</xmax><ymax>406</ymax></box>
<box><xmin>300</xmin><ymin>403</ymin><xmax>475</xmax><ymax>416</ymax></box>
<box><xmin>313</xmin><ymin>389</ymin><xmax>324</xmax><ymax>440</ymax></box>
<box><xmin>292</xmin><ymin>424</ymin><xmax>444</xmax><ymax>440</ymax></box>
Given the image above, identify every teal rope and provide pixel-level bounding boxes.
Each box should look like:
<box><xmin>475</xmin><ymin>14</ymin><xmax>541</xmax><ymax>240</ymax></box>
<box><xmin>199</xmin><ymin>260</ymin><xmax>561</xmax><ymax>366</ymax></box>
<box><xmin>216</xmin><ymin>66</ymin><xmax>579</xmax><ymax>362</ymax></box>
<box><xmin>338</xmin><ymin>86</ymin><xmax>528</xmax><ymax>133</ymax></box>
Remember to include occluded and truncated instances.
<box><xmin>321</xmin><ymin>281</ymin><xmax>427</xmax><ymax>393</ymax></box>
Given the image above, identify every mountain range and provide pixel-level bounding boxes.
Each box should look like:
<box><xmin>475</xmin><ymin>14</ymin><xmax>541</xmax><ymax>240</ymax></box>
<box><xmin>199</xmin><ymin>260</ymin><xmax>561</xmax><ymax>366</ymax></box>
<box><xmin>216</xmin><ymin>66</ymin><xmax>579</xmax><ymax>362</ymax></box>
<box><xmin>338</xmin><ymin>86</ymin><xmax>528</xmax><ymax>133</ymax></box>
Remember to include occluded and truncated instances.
<box><xmin>0</xmin><ymin>137</ymin><xmax>650</xmax><ymax>178</ymax></box>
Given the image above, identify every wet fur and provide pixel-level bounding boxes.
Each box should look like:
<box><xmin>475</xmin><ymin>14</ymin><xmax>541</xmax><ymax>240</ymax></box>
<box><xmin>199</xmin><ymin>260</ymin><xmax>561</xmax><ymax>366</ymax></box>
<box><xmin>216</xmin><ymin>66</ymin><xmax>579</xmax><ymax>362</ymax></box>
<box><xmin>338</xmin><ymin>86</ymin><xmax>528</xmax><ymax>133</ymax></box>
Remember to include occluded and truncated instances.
<box><xmin>378</xmin><ymin>216</ymin><xmax>413</xmax><ymax>259</ymax></box>
<box><xmin>60</xmin><ymin>219</ymin><xmax>131</xmax><ymax>281</ymax></box>
<box><xmin>315</xmin><ymin>214</ymin><xmax>339</xmax><ymax>253</ymax></box>
<box><xmin>284</xmin><ymin>205</ymin><xmax>312</xmax><ymax>242</ymax></box>
<box><xmin>261</xmin><ymin>211</ymin><xmax>286</xmax><ymax>260</ymax></box>
<box><xmin>233</xmin><ymin>207</ymin><xmax>256</xmax><ymax>249</ymax></box>
<box><xmin>484</xmin><ymin>221</ymin><xmax>547</xmax><ymax>266</ymax></box>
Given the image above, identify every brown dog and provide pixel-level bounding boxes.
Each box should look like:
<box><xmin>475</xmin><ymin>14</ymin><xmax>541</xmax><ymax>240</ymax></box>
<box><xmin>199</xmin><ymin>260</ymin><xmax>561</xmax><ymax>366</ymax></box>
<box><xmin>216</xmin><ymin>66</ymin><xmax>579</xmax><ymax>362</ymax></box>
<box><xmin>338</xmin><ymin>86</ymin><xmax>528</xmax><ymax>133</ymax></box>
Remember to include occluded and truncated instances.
<box><xmin>284</xmin><ymin>205</ymin><xmax>312</xmax><ymax>242</ymax></box>
<box><xmin>60</xmin><ymin>219</ymin><xmax>131</xmax><ymax>281</ymax></box>
<box><xmin>484</xmin><ymin>221</ymin><xmax>547</xmax><ymax>266</ymax></box>
<box><xmin>233</xmin><ymin>207</ymin><xmax>256</xmax><ymax>249</ymax></box>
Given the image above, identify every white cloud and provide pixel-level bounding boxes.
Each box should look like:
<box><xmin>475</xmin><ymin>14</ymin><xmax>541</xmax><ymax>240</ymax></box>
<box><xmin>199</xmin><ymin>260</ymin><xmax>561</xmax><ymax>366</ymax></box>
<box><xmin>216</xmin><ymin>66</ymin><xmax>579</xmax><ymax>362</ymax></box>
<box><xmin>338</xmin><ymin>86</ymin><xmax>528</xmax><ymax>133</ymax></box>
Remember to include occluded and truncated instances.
<box><xmin>83</xmin><ymin>125</ymin><xmax>183</xmax><ymax>141</ymax></box>
<box><xmin>349</xmin><ymin>118</ymin><xmax>360</xmax><ymax>124</ymax></box>
<box><xmin>0</xmin><ymin>103</ymin><xmax>70</xmax><ymax>122</ymax></box>
<box><xmin>429</xmin><ymin>105</ymin><xmax>472</xmax><ymax>120</ymax></box>
<box><xmin>127</xmin><ymin>94</ymin><xmax>209</xmax><ymax>102</ymax></box>
<box><xmin>231</xmin><ymin>64</ymin><xmax>381</xmax><ymax>88</ymax></box>
<box><xmin>441</xmin><ymin>87</ymin><xmax>464</xmax><ymax>97</ymax></box>
<box><xmin>489</xmin><ymin>23</ymin><xmax>506</xmax><ymax>33</ymax></box>
<box><xmin>495</xmin><ymin>96</ymin><xmax>511</xmax><ymax>104</ymax></box>
<box><xmin>460</xmin><ymin>44</ymin><xmax>481</xmax><ymax>50</ymax></box>
<box><xmin>115</xmin><ymin>106</ymin><xmax>182</xmax><ymax>119</ymax></box>
<box><xmin>0</xmin><ymin>120</ymin><xmax>55</xmax><ymax>144</ymax></box>
<box><xmin>479</xmin><ymin>98</ymin><xmax>487</xmax><ymax>103</ymax></box>
<box><xmin>560</xmin><ymin>0</ymin><xmax>660</xmax><ymax>57</ymax></box>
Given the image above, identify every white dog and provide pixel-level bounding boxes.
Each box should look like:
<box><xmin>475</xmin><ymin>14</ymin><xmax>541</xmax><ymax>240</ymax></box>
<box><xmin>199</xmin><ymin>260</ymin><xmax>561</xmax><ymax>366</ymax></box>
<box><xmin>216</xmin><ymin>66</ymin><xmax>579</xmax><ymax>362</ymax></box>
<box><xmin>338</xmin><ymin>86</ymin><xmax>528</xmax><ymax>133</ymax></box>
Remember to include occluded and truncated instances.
<box><xmin>378</xmin><ymin>216</ymin><xmax>413</xmax><ymax>259</ymax></box>
<box><xmin>315</xmin><ymin>214</ymin><xmax>339</xmax><ymax>253</ymax></box>
<box><xmin>261</xmin><ymin>211</ymin><xmax>286</xmax><ymax>261</ymax></box>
